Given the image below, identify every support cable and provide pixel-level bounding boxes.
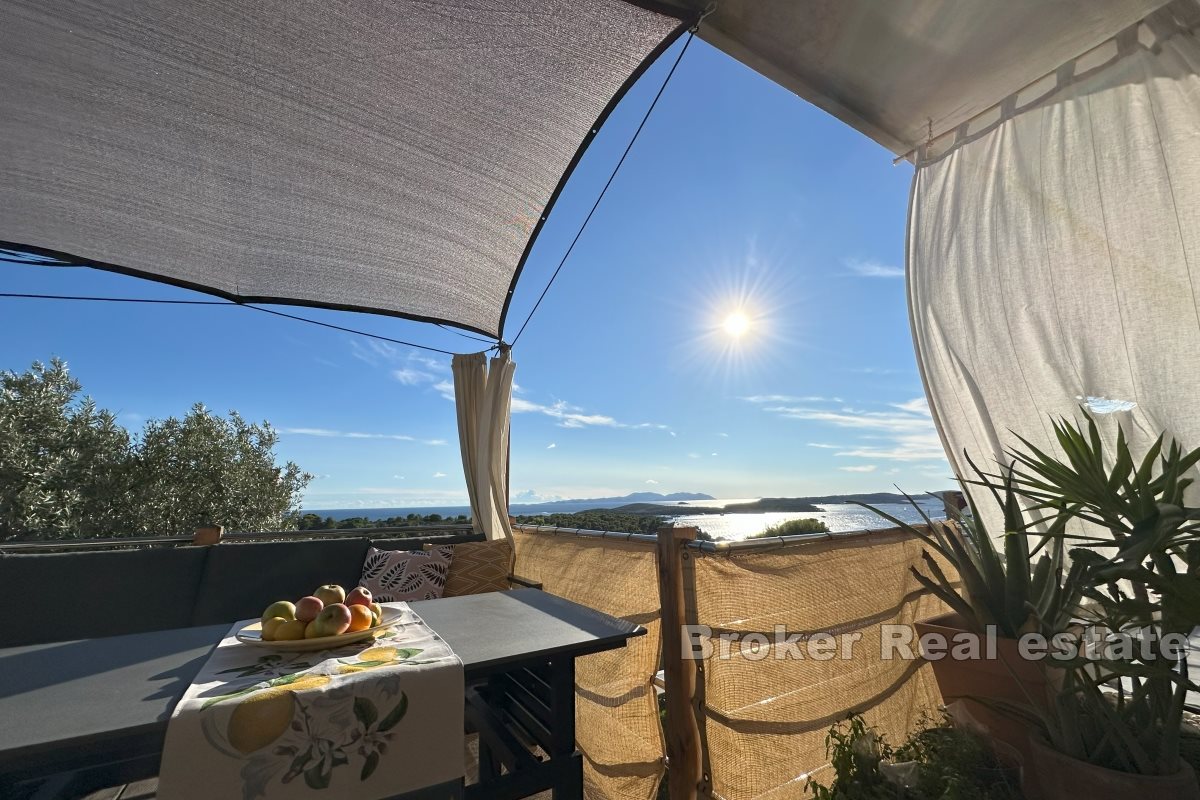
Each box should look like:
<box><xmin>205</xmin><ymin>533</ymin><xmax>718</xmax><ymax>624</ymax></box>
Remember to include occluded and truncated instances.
<box><xmin>508</xmin><ymin>30</ymin><xmax>696</xmax><ymax>347</ymax></box>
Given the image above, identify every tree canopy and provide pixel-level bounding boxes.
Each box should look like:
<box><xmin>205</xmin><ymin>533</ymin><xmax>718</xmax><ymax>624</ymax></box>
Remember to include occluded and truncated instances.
<box><xmin>0</xmin><ymin>359</ymin><xmax>311</xmax><ymax>540</ymax></box>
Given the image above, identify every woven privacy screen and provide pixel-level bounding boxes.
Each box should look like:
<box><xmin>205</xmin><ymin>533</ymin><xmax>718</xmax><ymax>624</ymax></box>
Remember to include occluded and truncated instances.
<box><xmin>691</xmin><ymin>530</ymin><xmax>950</xmax><ymax>800</ymax></box>
<box><xmin>512</xmin><ymin>528</ymin><xmax>665</xmax><ymax>800</ymax></box>
<box><xmin>0</xmin><ymin>1</ymin><xmax>681</xmax><ymax>337</ymax></box>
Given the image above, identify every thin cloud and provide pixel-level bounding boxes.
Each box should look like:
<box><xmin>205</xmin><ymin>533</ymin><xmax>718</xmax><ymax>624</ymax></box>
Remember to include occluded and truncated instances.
<box><xmin>282</xmin><ymin>427</ymin><xmax>445</xmax><ymax>445</ymax></box>
<box><xmin>511</xmin><ymin>396</ymin><xmax>669</xmax><ymax>432</ymax></box>
<box><xmin>434</xmin><ymin>380</ymin><xmax>455</xmax><ymax>401</ymax></box>
<box><xmin>645</xmin><ymin>479</ymin><xmax>659</xmax><ymax>485</ymax></box>
<box><xmin>741</xmin><ymin>394</ymin><xmax>843</xmax><ymax>404</ymax></box>
<box><xmin>839</xmin><ymin>465</ymin><xmax>877</xmax><ymax>472</ymax></box>
<box><xmin>761</xmin><ymin>407</ymin><xmax>933</xmax><ymax>433</ymax></box>
<box><xmin>432</xmin><ymin>472</ymin><xmax>447</xmax><ymax>478</ymax></box>
<box><xmin>393</xmin><ymin>368</ymin><xmax>435</xmax><ymax>385</ymax></box>
<box><xmin>717</xmin><ymin>432</ymin><xmax>729</xmax><ymax>438</ymax></box>
<box><xmin>546</xmin><ymin>443</ymin><xmax>557</xmax><ymax>449</ymax></box>
<box><xmin>891</xmin><ymin>398</ymin><xmax>931</xmax><ymax>416</ymax></box>
<box><xmin>807</xmin><ymin>442</ymin><xmax>839</xmax><ymax>449</ymax></box>
<box><xmin>844</xmin><ymin>258</ymin><xmax>904</xmax><ymax>278</ymax></box>
<box><xmin>835</xmin><ymin>433</ymin><xmax>946</xmax><ymax>461</ymax></box>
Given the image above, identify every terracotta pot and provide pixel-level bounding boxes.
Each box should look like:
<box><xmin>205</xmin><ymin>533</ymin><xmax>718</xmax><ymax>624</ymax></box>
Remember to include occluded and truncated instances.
<box><xmin>1028</xmin><ymin>734</ymin><xmax>1200</xmax><ymax>800</ymax></box>
<box><xmin>914</xmin><ymin>613</ymin><xmax>1052</xmax><ymax>795</ymax></box>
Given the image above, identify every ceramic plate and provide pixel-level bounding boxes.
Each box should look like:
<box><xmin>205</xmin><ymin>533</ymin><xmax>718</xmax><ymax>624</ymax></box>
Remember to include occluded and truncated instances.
<box><xmin>235</xmin><ymin>607</ymin><xmax>402</xmax><ymax>651</ymax></box>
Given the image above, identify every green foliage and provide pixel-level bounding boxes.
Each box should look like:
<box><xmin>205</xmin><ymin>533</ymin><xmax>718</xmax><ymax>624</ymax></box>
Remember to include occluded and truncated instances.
<box><xmin>998</xmin><ymin>412</ymin><xmax>1200</xmax><ymax>776</ymax></box>
<box><xmin>805</xmin><ymin>714</ymin><xmax>1021</xmax><ymax>800</ymax></box>
<box><xmin>856</xmin><ymin>465</ymin><xmax>1070</xmax><ymax>639</ymax></box>
<box><xmin>513</xmin><ymin>510</ymin><xmax>667</xmax><ymax>535</ymax></box>
<box><xmin>0</xmin><ymin>358</ymin><xmax>132</xmax><ymax>538</ymax></box>
<box><xmin>297</xmin><ymin>512</ymin><xmax>470</xmax><ymax>531</ymax></box>
<box><xmin>0</xmin><ymin>359</ymin><xmax>311</xmax><ymax>539</ymax></box>
<box><xmin>750</xmin><ymin>517</ymin><xmax>829</xmax><ymax>538</ymax></box>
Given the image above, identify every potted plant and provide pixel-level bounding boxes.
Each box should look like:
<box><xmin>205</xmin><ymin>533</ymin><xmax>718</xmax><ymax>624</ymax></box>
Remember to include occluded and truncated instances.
<box><xmin>856</xmin><ymin>469</ymin><xmax>1079</xmax><ymax>762</ymax></box>
<box><xmin>805</xmin><ymin>712</ymin><xmax>1023</xmax><ymax>799</ymax></box>
<box><xmin>996</xmin><ymin>413</ymin><xmax>1200</xmax><ymax>798</ymax></box>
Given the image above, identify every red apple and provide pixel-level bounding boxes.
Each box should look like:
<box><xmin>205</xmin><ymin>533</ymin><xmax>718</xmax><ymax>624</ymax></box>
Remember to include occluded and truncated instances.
<box><xmin>346</xmin><ymin>586</ymin><xmax>373</xmax><ymax>607</ymax></box>
<box><xmin>314</xmin><ymin>603</ymin><xmax>352</xmax><ymax>637</ymax></box>
<box><xmin>294</xmin><ymin>595</ymin><xmax>324</xmax><ymax>623</ymax></box>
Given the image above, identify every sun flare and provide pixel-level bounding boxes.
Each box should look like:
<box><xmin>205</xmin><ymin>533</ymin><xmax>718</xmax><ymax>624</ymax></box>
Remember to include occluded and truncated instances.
<box><xmin>722</xmin><ymin>312</ymin><xmax>750</xmax><ymax>338</ymax></box>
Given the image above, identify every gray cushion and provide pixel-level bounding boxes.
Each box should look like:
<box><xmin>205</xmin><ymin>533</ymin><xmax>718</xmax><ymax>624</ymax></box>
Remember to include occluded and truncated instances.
<box><xmin>191</xmin><ymin>538</ymin><xmax>371</xmax><ymax>626</ymax></box>
<box><xmin>0</xmin><ymin>547</ymin><xmax>209</xmax><ymax>647</ymax></box>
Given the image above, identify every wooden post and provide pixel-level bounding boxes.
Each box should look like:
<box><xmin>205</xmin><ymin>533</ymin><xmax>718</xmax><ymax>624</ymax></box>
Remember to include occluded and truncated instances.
<box><xmin>658</xmin><ymin>525</ymin><xmax>702</xmax><ymax>799</ymax></box>
<box><xmin>193</xmin><ymin>525</ymin><xmax>223</xmax><ymax>546</ymax></box>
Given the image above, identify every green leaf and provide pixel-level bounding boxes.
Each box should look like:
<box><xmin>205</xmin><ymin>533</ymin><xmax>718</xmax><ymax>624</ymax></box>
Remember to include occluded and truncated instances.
<box><xmin>304</xmin><ymin>762</ymin><xmax>332</xmax><ymax>790</ymax></box>
<box><xmin>377</xmin><ymin>692</ymin><xmax>409</xmax><ymax>732</ymax></box>
<box><xmin>354</xmin><ymin>697</ymin><xmax>378</xmax><ymax>729</ymax></box>
<box><xmin>361</xmin><ymin>751</ymin><xmax>380</xmax><ymax>781</ymax></box>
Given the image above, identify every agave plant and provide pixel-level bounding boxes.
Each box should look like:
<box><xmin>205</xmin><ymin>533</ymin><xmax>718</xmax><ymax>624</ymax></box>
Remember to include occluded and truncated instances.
<box><xmin>995</xmin><ymin>411</ymin><xmax>1200</xmax><ymax>775</ymax></box>
<box><xmin>856</xmin><ymin>461</ymin><xmax>1075</xmax><ymax>639</ymax></box>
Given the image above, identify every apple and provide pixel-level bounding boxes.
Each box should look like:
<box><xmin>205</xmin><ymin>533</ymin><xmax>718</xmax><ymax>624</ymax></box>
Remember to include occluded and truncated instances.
<box><xmin>295</xmin><ymin>595</ymin><xmax>324</xmax><ymax>623</ymax></box>
<box><xmin>304</xmin><ymin>620</ymin><xmax>322</xmax><ymax>639</ymax></box>
<box><xmin>345</xmin><ymin>586</ymin><xmax>372</xmax><ymax>607</ymax></box>
<box><xmin>313</xmin><ymin>584</ymin><xmax>345</xmax><ymax>606</ymax></box>
<box><xmin>369</xmin><ymin>602</ymin><xmax>384</xmax><ymax>626</ymax></box>
<box><xmin>261</xmin><ymin>600</ymin><xmax>295</xmax><ymax>624</ymax></box>
<box><xmin>261</xmin><ymin>616</ymin><xmax>288</xmax><ymax>641</ymax></box>
<box><xmin>276</xmin><ymin>620</ymin><xmax>307</xmax><ymax>641</ymax></box>
<box><xmin>313</xmin><ymin>603</ymin><xmax>352</xmax><ymax>637</ymax></box>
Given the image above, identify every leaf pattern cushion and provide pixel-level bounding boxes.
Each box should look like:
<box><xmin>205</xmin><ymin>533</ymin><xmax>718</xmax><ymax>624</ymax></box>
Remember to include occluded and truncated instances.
<box><xmin>359</xmin><ymin>546</ymin><xmax>452</xmax><ymax>602</ymax></box>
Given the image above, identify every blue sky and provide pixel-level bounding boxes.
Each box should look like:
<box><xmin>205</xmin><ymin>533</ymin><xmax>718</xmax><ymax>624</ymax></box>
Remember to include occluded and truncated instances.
<box><xmin>0</xmin><ymin>36</ymin><xmax>951</xmax><ymax>509</ymax></box>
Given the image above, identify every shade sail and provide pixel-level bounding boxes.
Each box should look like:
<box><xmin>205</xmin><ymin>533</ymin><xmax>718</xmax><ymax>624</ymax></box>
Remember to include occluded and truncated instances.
<box><xmin>0</xmin><ymin>0</ymin><xmax>682</xmax><ymax>338</ymax></box>
<box><xmin>665</xmin><ymin>0</ymin><xmax>1172</xmax><ymax>156</ymax></box>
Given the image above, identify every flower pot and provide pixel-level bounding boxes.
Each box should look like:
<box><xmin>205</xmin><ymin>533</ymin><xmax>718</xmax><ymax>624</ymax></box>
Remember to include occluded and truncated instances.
<box><xmin>914</xmin><ymin>612</ymin><xmax>1052</xmax><ymax>795</ymax></box>
<box><xmin>1028</xmin><ymin>734</ymin><xmax>1200</xmax><ymax>800</ymax></box>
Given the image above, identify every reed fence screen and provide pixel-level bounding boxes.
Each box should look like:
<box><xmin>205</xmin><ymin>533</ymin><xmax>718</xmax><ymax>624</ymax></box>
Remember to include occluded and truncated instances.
<box><xmin>689</xmin><ymin>529</ymin><xmax>950</xmax><ymax>799</ymax></box>
<box><xmin>513</xmin><ymin>527</ymin><xmax>666</xmax><ymax>800</ymax></box>
<box><xmin>512</xmin><ymin>525</ymin><xmax>952</xmax><ymax>800</ymax></box>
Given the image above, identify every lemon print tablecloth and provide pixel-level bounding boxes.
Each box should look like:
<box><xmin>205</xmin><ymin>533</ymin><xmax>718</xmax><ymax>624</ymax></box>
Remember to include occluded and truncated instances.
<box><xmin>158</xmin><ymin>603</ymin><xmax>463</xmax><ymax>800</ymax></box>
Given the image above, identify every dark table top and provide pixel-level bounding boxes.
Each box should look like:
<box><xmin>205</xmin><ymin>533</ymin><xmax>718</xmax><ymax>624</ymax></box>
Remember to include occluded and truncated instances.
<box><xmin>0</xmin><ymin>588</ymin><xmax>643</xmax><ymax>781</ymax></box>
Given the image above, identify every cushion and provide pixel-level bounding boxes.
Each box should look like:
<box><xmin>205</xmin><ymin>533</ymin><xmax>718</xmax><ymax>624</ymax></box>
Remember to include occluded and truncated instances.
<box><xmin>191</xmin><ymin>538</ymin><xmax>370</xmax><ymax>626</ymax></box>
<box><xmin>428</xmin><ymin>539</ymin><xmax>513</xmax><ymax>596</ymax></box>
<box><xmin>0</xmin><ymin>546</ymin><xmax>209</xmax><ymax>646</ymax></box>
<box><xmin>359</xmin><ymin>545</ymin><xmax>452</xmax><ymax>601</ymax></box>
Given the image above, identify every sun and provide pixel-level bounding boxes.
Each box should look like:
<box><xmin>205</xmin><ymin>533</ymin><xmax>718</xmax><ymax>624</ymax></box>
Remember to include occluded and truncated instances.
<box><xmin>722</xmin><ymin>311</ymin><xmax>750</xmax><ymax>338</ymax></box>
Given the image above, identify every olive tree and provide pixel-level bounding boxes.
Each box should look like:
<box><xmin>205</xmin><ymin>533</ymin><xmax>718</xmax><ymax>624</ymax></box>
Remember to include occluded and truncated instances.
<box><xmin>0</xmin><ymin>359</ymin><xmax>311</xmax><ymax>540</ymax></box>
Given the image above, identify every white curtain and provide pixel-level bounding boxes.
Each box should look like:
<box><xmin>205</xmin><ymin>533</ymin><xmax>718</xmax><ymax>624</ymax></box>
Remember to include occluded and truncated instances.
<box><xmin>908</xmin><ymin>12</ymin><xmax>1200</xmax><ymax>526</ymax></box>
<box><xmin>452</xmin><ymin>349</ymin><xmax>516</xmax><ymax>543</ymax></box>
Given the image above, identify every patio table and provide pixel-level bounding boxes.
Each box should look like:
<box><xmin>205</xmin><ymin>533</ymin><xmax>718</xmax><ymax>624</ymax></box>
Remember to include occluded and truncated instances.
<box><xmin>0</xmin><ymin>588</ymin><xmax>643</xmax><ymax>800</ymax></box>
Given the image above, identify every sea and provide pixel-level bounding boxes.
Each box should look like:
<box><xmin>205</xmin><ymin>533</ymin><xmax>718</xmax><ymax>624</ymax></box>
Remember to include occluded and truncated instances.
<box><xmin>305</xmin><ymin>496</ymin><xmax>946</xmax><ymax>542</ymax></box>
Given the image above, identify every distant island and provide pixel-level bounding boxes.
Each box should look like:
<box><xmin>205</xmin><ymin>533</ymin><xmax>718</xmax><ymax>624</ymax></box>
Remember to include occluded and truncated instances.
<box><xmin>303</xmin><ymin>491</ymin><xmax>949</xmax><ymax>525</ymax></box>
<box><xmin>605</xmin><ymin>492</ymin><xmax>944</xmax><ymax>516</ymax></box>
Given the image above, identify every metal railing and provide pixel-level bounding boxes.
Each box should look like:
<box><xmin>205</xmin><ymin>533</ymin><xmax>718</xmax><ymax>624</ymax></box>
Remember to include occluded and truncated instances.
<box><xmin>0</xmin><ymin>524</ymin><xmax>476</xmax><ymax>553</ymax></box>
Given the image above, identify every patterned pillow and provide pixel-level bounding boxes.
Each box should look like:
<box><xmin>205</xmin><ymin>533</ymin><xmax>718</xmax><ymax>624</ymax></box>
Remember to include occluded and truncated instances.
<box><xmin>426</xmin><ymin>539</ymin><xmax>513</xmax><ymax>596</ymax></box>
<box><xmin>359</xmin><ymin>545</ymin><xmax>452</xmax><ymax>602</ymax></box>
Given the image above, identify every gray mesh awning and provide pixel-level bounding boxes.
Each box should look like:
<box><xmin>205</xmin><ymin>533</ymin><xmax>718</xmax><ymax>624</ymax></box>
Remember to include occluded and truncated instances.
<box><xmin>664</xmin><ymin>0</ymin><xmax>1172</xmax><ymax>156</ymax></box>
<box><xmin>0</xmin><ymin>1</ymin><xmax>683</xmax><ymax>337</ymax></box>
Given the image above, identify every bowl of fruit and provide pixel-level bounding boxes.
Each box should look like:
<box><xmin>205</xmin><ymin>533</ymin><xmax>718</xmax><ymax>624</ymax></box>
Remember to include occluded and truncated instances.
<box><xmin>237</xmin><ymin>584</ymin><xmax>397</xmax><ymax>651</ymax></box>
